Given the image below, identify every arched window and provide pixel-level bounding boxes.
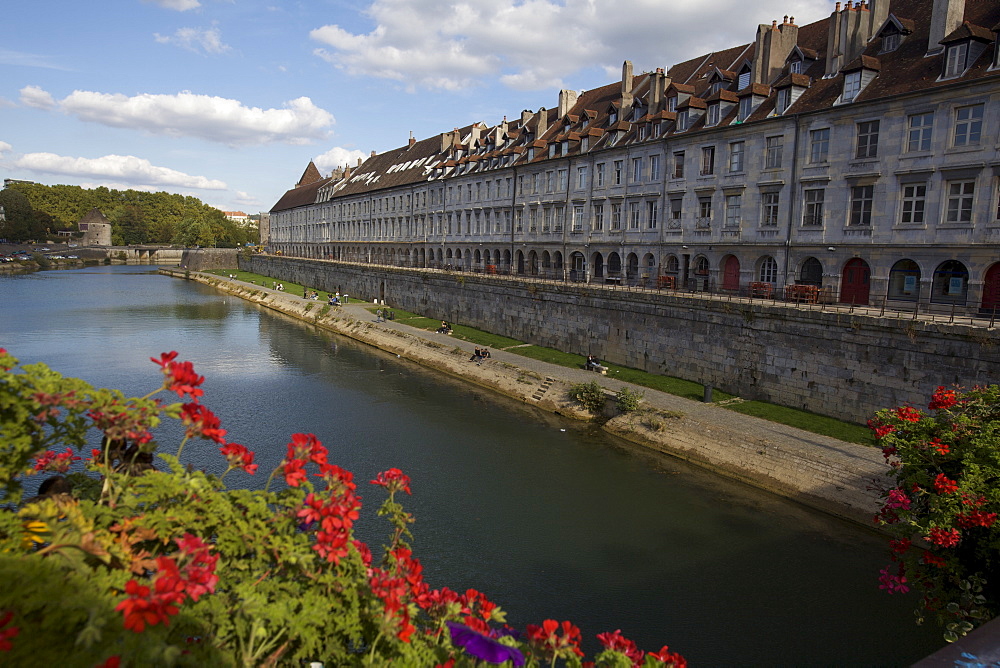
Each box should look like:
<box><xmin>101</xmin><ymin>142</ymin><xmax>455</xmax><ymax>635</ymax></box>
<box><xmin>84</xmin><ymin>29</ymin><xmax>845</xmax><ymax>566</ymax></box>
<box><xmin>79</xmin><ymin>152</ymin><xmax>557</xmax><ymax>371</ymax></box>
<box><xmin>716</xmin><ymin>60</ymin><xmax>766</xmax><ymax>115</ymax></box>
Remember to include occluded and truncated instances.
<box><xmin>694</xmin><ymin>256</ymin><xmax>709</xmax><ymax>275</ymax></box>
<box><xmin>665</xmin><ymin>255</ymin><xmax>679</xmax><ymax>273</ymax></box>
<box><xmin>931</xmin><ymin>260</ymin><xmax>969</xmax><ymax>304</ymax></box>
<box><xmin>887</xmin><ymin>259</ymin><xmax>920</xmax><ymax>301</ymax></box>
<box><xmin>758</xmin><ymin>256</ymin><xmax>778</xmax><ymax>283</ymax></box>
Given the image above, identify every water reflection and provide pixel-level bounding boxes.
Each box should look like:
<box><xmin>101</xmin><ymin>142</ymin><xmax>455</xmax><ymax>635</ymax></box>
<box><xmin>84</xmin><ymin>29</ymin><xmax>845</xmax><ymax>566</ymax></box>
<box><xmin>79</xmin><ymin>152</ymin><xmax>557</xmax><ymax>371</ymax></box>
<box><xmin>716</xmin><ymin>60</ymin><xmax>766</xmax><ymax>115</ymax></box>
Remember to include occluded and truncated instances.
<box><xmin>0</xmin><ymin>266</ymin><xmax>942</xmax><ymax>665</ymax></box>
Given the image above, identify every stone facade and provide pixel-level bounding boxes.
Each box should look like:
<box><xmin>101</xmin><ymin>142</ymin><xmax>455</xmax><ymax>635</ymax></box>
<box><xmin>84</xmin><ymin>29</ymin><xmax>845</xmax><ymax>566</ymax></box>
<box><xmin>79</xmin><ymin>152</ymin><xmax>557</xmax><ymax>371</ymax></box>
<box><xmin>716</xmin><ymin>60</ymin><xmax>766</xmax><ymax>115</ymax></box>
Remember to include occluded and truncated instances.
<box><xmin>243</xmin><ymin>255</ymin><xmax>1000</xmax><ymax>424</ymax></box>
<box><xmin>268</xmin><ymin>0</ymin><xmax>1000</xmax><ymax>316</ymax></box>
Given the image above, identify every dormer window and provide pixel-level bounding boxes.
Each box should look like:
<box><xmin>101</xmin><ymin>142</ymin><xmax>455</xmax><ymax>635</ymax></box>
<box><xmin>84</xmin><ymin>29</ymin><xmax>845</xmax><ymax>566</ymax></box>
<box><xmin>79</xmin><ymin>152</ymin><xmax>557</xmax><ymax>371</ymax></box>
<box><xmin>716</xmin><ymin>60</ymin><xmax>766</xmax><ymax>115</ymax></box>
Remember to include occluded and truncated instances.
<box><xmin>843</xmin><ymin>71</ymin><xmax>862</xmax><ymax>102</ymax></box>
<box><xmin>677</xmin><ymin>110</ymin><xmax>689</xmax><ymax>131</ymax></box>
<box><xmin>738</xmin><ymin>69</ymin><xmax>751</xmax><ymax>90</ymax></box>
<box><xmin>581</xmin><ymin>136</ymin><xmax>590</xmax><ymax>152</ymax></box>
<box><xmin>667</xmin><ymin>96</ymin><xmax>677</xmax><ymax>112</ymax></box>
<box><xmin>608</xmin><ymin>109</ymin><xmax>619</xmax><ymax>124</ymax></box>
<box><xmin>638</xmin><ymin>125</ymin><xmax>648</xmax><ymax>141</ymax></box>
<box><xmin>710</xmin><ymin>81</ymin><xmax>725</xmax><ymax>95</ymax></box>
<box><xmin>548</xmin><ymin>144</ymin><xmax>556</xmax><ymax>158</ymax></box>
<box><xmin>776</xmin><ymin>88</ymin><xmax>791</xmax><ymax>114</ymax></box>
<box><xmin>789</xmin><ymin>59</ymin><xmax>803</xmax><ymax>74</ymax></box>
<box><xmin>738</xmin><ymin>96</ymin><xmax>752</xmax><ymax>121</ymax></box>
<box><xmin>944</xmin><ymin>42</ymin><xmax>969</xmax><ymax>78</ymax></box>
<box><xmin>881</xmin><ymin>31</ymin><xmax>901</xmax><ymax>53</ymax></box>
<box><xmin>706</xmin><ymin>103</ymin><xmax>720</xmax><ymax>126</ymax></box>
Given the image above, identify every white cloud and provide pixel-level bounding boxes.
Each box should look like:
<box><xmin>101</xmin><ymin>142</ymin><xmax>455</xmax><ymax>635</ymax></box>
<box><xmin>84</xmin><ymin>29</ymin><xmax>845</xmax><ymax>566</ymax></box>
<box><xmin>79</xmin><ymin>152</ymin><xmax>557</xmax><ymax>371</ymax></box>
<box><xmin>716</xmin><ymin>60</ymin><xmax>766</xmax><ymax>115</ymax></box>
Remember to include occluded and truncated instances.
<box><xmin>143</xmin><ymin>0</ymin><xmax>201</xmax><ymax>11</ymax></box>
<box><xmin>19</xmin><ymin>85</ymin><xmax>56</xmax><ymax>110</ymax></box>
<box><xmin>14</xmin><ymin>152</ymin><xmax>227</xmax><ymax>190</ymax></box>
<box><xmin>311</xmin><ymin>0</ymin><xmax>830</xmax><ymax>91</ymax></box>
<box><xmin>0</xmin><ymin>141</ymin><xmax>12</xmax><ymax>155</ymax></box>
<box><xmin>154</xmin><ymin>26</ymin><xmax>231</xmax><ymax>55</ymax></box>
<box><xmin>30</xmin><ymin>88</ymin><xmax>334</xmax><ymax>146</ymax></box>
<box><xmin>313</xmin><ymin>146</ymin><xmax>369</xmax><ymax>176</ymax></box>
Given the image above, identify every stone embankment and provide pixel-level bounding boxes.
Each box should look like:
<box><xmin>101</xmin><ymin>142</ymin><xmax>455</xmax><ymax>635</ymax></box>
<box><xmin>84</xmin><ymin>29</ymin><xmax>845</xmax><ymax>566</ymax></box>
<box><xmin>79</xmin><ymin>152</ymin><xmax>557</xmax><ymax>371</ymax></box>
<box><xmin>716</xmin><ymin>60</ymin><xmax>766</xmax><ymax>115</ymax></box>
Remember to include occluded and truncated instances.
<box><xmin>163</xmin><ymin>268</ymin><xmax>891</xmax><ymax>529</ymax></box>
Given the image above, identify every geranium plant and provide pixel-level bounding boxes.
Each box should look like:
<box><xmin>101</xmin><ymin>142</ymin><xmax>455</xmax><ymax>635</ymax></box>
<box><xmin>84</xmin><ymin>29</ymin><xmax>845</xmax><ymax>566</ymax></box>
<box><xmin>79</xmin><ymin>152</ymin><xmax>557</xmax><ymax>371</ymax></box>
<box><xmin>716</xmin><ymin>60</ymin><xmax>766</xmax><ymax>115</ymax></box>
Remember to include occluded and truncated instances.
<box><xmin>870</xmin><ymin>385</ymin><xmax>1000</xmax><ymax>643</ymax></box>
<box><xmin>0</xmin><ymin>348</ymin><xmax>685</xmax><ymax>667</ymax></box>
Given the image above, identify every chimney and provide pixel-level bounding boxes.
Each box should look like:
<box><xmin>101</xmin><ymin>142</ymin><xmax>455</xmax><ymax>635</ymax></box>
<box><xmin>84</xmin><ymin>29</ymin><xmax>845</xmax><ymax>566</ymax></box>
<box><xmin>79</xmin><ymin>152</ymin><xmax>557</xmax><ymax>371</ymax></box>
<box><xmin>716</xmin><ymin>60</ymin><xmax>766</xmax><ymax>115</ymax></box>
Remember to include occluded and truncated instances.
<box><xmin>344</xmin><ymin>165</ymin><xmax>352</xmax><ymax>179</ymax></box>
<box><xmin>620</xmin><ymin>60</ymin><xmax>634</xmax><ymax>120</ymax></box>
<box><xmin>927</xmin><ymin>0</ymin><xmax>966</xmax><ymax>55</ymax></box>
<box><xmin>408</xmin><ymin>130</ymin><xmax>416</xmax><ymax>147</ymax></box>
<box><xmin>753</xmin><ymin>17</ymin><xmax>798</xmax><ymax>85</ymax></box>
<box><xmin>440</xmin><ymin>129</ymin><xmax>457</xmax><ymax>153</ymax></box>
<box><xmin>521</xmin><ymin>109</ymin><xmax>534</xmax><ymax>125</ymax></box>
<box><xmin>649</xmin><ymin>68</ymin><xmax>671</xmax><ymax>113</ymax></box>
<box><xmin>558</xmin><ymin>89</ymin><xmax>579</xmax><ymax>118</ymax></box>
<box><xmin>535</xmin><ymin>107</ymin><xmax>548</xmax><ymax>137</ymax></box>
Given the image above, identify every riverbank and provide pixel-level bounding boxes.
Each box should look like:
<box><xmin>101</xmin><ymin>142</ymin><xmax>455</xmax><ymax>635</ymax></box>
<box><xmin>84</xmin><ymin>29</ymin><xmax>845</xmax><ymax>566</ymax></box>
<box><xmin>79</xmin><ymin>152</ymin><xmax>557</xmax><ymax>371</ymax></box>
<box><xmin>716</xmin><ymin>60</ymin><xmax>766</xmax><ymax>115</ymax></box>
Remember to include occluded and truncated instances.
<box><xmin>162</xmin><ymin>267</ymin><xmax>891</xmax><ymax>528</ymax></box>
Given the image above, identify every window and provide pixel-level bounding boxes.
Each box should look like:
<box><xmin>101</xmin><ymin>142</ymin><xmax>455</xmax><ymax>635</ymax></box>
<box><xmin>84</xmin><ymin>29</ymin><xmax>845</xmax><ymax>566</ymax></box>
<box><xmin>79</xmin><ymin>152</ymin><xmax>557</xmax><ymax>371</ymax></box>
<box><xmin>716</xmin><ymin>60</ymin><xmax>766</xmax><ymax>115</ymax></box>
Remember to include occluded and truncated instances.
<box><xmin>515</xmin><ymin>209</ymin><xmax>523</xmax><ymax>232</ymax></box>
<box><xmin>613</xmin><ymin>160</ymin><xmax>623</xmax><ymax>185</ymax></box>
<box><xmin>725</xmin><ymin>194</ymin><xmax>742</xmax><ymax>227</ymax></box>
<box><xmin>529</xmin><ymin>208</ymin><xmax>537</xmax><ymax>232</ymax></box>
<box><xmin>900</xmin><ymin>184</ymin><xmax>927</xmax><ymax>224</ymax></box>
<box><xmin>776</xmin><ymin>88</ymin><xmax>791</xmax><ymax>114</ymax></box>
<box><xmin>593</xmin><ymin>204</ymin><xmax>604</xmax><ymax>231</ymax></box>
<box><xmin>672</xmin><ymin>151</ymin><xmax>685</xmax><ymax>179</ymax></box>
<box><xmin>667</xmin><ymin>96</ymin><xmax>677</xmax><ymax>112</ymax></box>
<box><xmin>843</xmin><ymin>71</ymin><xmax>861</xmax><ymax>102</ymax></box>
<box><xmin>850</xmin><ymin>185</ymin><xmax>874</xmax><ymax>226</ymax></box>
<box><xmin>596</xmin><ymin>163</ymin><xmax>606</xmax><ymax>187</ymax></box>
<box><xmin>543</xmin><ymin>208</ymin><xmax>553</xmax><ymax>232</ymax></box>
<box><xmin>765</xmin><ymin>136</ymin><xmax>783</xmax><ymax>169</ymax></box>
<box><xmin>809</xmin><ymin>129</ymin><xmax>830</xmax><ymax>163</ymax></box>
<box><xmin>759</xmin><ymin>256</ymin><xmax>778</xmax><ymax>283</ymax></box>
<box><xmin>532</xmin><ymin>173</ymin><xmax>540</xmax><ymax>193</ymax></box>
<box><xmin>697</xmin><ymin>197</ymin><xmax>712</xmax><ymax>226</ymax></box>
<box><xmin>953</xmin><ymin>104</ymin><xmax>984</xmax><ymax>147</ymax></box>
<box><xmin>700</xmin><ymin>146</ymin><xmax>715</xmax><ymax>175</ymax></box>
<box><xmin>803</xmin><ymin>188</ymin><xmax>824</xmax><ymax>226</ymax></box>
<box><xmin>558</xmin><ymin>169</ymin><xmax>567</xmax><ymax>191</ymax></box>
<box><xmin>677</xmin><ymin>110</ymin><xmax>689</xmax><ymax>131</ymax></box>
<box><xmin>611</xmin><ymin>203</ymin><xmax>622</xmax><ymax>230</ymax></box>
<box><xmin>554</xmin><ymin>207</ymin><xmax>564</xmax><ymax>232</ymax></box>
<box><xmin>881</xmin><ymin>31</ymin><xmax>900</xmax><ymax>53</ymax></box>
<box><xmin>632</xmin><ymin>157</ymin><xmax>643</xmax><ymax>182</ymax></box>
<box><xmin>669</xmin><ymin>198</ymin><xmax>682</xmax><ymax>225</ymax></box>
<box><xmin>729</xmin><ymin>141</ymin><xmax>745</xmax><ymax>172</ymax></box>
<box><xmin>649</xmin><ymin>155</ymin><xmax>661</xmax><ymax>181</ymax></box>
<box><xmin>946</xmin><ymin>181</ymin><xmax>975</xmax><ymax>223</ymax></box>
<box><xmin>738</xmin><ymin>70</ymin><xmax>751</xmax><ymax>90</ymax></box>
<box><xmin>761</xmin><ymin>192</ymin><xmax>780</xmax><ymax>226</ymax></box>
<box><xmin>944</xmin><ymin>42</ymin><xmax>968</xmax><ymax>78</ymax></box>
<box><xmin>855</xmin><ymin>120</ymin><xmax>879</xmax><ymax>159</ymax></box>
<box><xmin>789</xmin><ymin>59</ymin><xmax>803</xmax><ymax>74</ymax></box>
<box><xmin>707</xmin><ymin>103</ymin><xmax>720</xmax><ymax>126</ymax></box>
<box><xmin>629</xmin><ymin>202</ymin><xmax>641</xmax><ymax>229</ymax></box>
<box><xmin>573</xmin><ymin>205</ymin><xmax>584</xmax><ymax>231</ymax></box>
<box><xmin>577</xmin><ymin>166</ymin><xmax>588</xmax><ymax>189</ymax></box>
<box><xmin>907</xmin><ymin>112</ymin><xmax>934</xmax><ymax>152</ymax></box>
<box><xmin>738</xmin><ymin>96</ymin><xmax>752</xmax><ymax>121</ymax></box>
<box><xmin>647</xmin><ymin>201</ymin><xmax>658</xmax><ymax>229</ymax></box>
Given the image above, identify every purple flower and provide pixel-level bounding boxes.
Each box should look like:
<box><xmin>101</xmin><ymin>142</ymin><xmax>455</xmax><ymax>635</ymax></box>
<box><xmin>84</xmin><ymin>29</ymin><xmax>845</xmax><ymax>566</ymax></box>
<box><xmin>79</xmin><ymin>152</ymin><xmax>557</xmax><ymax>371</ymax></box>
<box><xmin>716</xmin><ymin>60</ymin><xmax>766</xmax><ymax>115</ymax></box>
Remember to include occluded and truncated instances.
<box><xmin>447</xmin><ymin>621</ymin><xmax>525</xmax><ymax>666</ymax></box>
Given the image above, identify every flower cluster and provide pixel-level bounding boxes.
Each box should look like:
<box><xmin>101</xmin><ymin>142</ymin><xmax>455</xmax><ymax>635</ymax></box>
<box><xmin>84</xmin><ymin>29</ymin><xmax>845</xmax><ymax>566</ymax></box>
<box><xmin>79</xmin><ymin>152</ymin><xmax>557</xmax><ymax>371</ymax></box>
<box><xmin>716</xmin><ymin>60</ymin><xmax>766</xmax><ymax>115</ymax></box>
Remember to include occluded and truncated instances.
<box><xmin>31</xmin><ymin>448</ymin><xmax>80</xmax><ymax>474</ymax></box>
<box><xmin>526</xmin><ymin>619</ymin><xmax>584</xmax><ymax>663</ymax></box>
<box><xmin>115</xmin><ymin>534</ymin><xmax>218</xmax><ymax>633</ymax></box>
<box><xmin>870</xmin><ymin>384</ymin><xmax>1000</xmax><ymax>642</ymax></box>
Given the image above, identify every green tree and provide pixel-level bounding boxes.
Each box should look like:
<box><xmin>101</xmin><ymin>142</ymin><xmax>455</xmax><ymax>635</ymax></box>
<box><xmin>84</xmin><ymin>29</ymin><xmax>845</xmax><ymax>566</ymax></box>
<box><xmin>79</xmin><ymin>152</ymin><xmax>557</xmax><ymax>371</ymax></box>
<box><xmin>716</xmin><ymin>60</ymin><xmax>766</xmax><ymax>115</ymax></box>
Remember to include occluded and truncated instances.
<box><xmin>172</xmin><ymin>216</ymin><xmax>216</xmax><ymax>247</ymax></box>
<box><xmin>110</xmin><ymin>205</ymin><xmax>149</xmax><ymax>245</ymax></box>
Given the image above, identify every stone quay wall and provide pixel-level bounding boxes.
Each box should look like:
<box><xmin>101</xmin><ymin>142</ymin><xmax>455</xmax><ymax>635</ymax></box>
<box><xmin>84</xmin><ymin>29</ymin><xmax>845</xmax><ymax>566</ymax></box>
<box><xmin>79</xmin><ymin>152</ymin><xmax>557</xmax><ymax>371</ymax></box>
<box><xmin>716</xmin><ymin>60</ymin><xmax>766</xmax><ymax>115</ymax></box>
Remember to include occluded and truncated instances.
<box><xmin>243</xmin><ymin>255</ymin><xmax>1000</xmax><ymax>424</ymax></box>
<box><xmin>181</xmin><ymin>248</ymin><xmax>238</xmax><ymax>271</ymax></box>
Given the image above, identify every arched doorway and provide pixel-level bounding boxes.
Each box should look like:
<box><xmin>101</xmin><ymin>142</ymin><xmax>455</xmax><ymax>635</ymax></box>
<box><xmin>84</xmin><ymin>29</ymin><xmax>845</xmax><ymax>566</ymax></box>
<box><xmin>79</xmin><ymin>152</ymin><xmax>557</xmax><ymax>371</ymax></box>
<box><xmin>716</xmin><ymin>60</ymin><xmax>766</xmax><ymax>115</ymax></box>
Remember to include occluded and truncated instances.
<box><xmin>626</xmin><ymin>253</ymin><xmax>639</xmax><ymax>282</ymax></box>
<box><xmin>931</xmin><ymin>260</ymin><xmax>969</xmax><ymax>305</ymax></box>
<box><xmin>570</xmin><ymin>251</ymin><xmax>586</xmax><ymax>282</ymax></box>
<box><xmin>516</xmin><ymin>250</ymin><xmax>526</xmax><ymax>275</ymax></box>
<box><xmin>591</xmin><ymin>252</ymin><xmax>605</xmax><ymax>279</ymax></box>
<box><xmin>799</xmin><ymin>257</ymin><xmax>823</xmax><ymax>286</ymax></box>
<box><xmin>982</xmin><ymin>263</ymin><xmax>1000</xmax><ymax>313</ymax></box>
<box><xmin>722</xmin><ymin>255</ymin><xmax>740</xmax><ymax>291</ymax></box>
<box><xmin>607</xmin><ymin>252</ymin><xmax>622</xmax><ymax>278</ymax></box>
<box><xmin>528</xmin><ymin>251</ymin><xmax>539</xmax><ymax>275</ymax></box>
<box><xmin>840</xmin><ymin>258</ymin><xmax>871</xmax><ymax>305</ymax></box>
<box><xmin>887</xmin><ymin>259</ymin><xmax>920</xmax><ymax>301</ymax></box>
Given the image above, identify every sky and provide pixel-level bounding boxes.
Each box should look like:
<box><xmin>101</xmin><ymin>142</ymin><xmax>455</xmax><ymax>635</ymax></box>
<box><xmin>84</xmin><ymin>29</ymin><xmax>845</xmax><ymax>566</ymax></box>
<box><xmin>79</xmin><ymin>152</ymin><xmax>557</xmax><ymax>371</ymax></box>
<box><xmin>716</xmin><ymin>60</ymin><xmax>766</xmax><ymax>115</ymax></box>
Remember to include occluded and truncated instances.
<box><xmin>1</xmin><ymin>0</ymin><xmax>833</xmax><ymax>215</ymax></box>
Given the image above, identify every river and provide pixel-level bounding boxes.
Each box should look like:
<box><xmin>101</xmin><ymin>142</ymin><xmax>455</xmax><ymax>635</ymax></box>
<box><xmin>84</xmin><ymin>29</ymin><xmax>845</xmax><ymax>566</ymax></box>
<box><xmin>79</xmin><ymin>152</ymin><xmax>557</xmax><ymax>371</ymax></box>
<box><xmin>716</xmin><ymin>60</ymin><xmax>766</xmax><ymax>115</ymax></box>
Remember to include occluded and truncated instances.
<box><xmin>0</xmin><ymin>265</ymin><xmax>943</xmax><ymax>665</ymax></box>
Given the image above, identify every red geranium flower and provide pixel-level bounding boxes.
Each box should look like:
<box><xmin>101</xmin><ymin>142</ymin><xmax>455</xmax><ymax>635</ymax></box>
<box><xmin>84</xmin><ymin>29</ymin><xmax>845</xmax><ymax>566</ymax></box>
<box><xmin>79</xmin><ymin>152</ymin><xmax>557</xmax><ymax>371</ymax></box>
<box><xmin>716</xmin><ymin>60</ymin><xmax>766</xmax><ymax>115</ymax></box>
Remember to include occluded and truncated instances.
<box><xmin>933</xmin><ymin>473</ymin><xmax>959</xmax><ymax>495</ymax></box>
<box><xmin>371</xmin><ymin>468</ymin><xmax>412</xmax><ymax>495</ymax></box>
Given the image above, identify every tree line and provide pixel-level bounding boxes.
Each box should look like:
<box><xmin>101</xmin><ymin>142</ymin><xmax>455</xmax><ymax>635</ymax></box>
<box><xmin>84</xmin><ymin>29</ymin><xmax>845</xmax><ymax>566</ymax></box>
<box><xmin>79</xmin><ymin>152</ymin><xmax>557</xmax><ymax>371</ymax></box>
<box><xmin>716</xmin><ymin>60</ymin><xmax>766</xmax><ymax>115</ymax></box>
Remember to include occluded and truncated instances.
<box><xmin>0</xmin><ymin>182</ymin><xmax>258</xmax><ymax>248</ymax></box>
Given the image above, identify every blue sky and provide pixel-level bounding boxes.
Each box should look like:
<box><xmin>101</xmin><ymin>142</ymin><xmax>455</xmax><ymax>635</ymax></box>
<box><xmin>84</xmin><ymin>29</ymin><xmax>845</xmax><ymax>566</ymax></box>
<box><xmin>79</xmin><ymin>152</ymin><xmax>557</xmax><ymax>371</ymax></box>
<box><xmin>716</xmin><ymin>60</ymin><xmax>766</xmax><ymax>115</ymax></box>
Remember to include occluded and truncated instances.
<box><xmin>1</xmin><ymin>0</ymin><xmax>831</xmax><ymax>214</ymax></box>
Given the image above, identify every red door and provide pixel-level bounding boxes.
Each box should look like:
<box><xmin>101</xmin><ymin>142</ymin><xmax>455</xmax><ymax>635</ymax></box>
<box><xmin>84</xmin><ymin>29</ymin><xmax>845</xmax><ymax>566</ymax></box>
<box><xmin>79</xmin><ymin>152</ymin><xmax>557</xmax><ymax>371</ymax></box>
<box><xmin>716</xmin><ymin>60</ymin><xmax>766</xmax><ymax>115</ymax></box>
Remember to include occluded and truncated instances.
<box><xmin>840</xmin><ymin>259</ymin><xmax>871</xmax><ymax>305</ymax></box>
<box><xmin>722</xmin><ymin>256</ymin><xmax>740</xmax><ymax>291</ymax></box>
<box><xmin>982</xmin><ymin>263</ymin><xmax>1000</xmax><ymax>312</ymax></box>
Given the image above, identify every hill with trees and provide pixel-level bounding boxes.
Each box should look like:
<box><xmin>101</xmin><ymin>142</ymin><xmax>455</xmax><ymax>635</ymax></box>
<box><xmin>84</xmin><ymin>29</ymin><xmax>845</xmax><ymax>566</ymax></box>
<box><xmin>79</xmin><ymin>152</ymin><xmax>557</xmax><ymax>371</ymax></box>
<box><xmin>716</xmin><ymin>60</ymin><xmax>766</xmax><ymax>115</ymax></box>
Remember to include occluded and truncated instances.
<box><xmin>0</xmin><ymin>182</ymin><xmax>257</xmax><ymax>248</ymax></box>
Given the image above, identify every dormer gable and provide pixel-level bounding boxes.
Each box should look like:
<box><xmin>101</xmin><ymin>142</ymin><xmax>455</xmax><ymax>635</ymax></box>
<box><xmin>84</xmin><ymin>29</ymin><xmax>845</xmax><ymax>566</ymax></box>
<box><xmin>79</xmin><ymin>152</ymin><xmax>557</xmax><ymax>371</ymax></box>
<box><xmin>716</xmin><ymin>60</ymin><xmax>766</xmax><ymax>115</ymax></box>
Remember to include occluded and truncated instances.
<box><xmin>734</xmin><ymin>83</ymin><xmax>769</xmax><ymax>122</ymax></box>
<box><xmin>874</xmin><ymin>14</ymin><xmax>915</xmax><ymax>54</ymax></box>
<box><xmin>704</xmin><ymin>90</ymin><xmax>738</xmax><ymax>126</ymax></box>
<box><xmin>939</xmin><ymin>22</ymin><xmax>994</xmax><ymax>80</ymax></box>
<box><xmin>771</xmin><ymin>73</ymin><xmax>810</xmax><ymax>115</ymax></box>
<box><xmin>736</xmin><ymin>61</ymin><xmax>752</xmax><ymax>91</ymax></box>
<box><xmin>785</xmin><ymin>45</ymin><xmax>818</xmax><ymax>74</ymax></box>
<box><xmin>664</xmin><ymin>82</ymin><xmax>694</xmax><ymax>113</ymax></box>
<box><xmin>838</xmin><ymin>55</ymin><xmax>879</xmax><ymax>104</ymax></box>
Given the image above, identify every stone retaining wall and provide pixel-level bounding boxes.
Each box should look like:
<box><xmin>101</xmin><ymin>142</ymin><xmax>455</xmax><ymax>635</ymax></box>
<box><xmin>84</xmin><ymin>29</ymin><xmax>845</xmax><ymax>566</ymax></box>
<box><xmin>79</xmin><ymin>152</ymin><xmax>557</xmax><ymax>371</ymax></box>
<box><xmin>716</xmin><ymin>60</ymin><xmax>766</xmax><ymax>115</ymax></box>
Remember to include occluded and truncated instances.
<box><xmin>243</xmin><ymin>255</ymin><xmax>1000</xmax><ymax>425</ymax></box>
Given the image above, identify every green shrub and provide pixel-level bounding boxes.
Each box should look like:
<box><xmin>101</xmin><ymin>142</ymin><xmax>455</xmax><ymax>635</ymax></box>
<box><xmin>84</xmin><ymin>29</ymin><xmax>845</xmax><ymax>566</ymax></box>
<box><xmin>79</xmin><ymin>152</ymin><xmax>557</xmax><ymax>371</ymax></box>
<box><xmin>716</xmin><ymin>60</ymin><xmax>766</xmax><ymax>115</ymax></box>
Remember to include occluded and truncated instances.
<box><xmin>615</xmin><ymin>387</ymin><xmax>644</xmax><ymax>413</ymax></box>
<box><xmin>569</xmin><ymin>381</ymin><xmax>606</xmax><ymax>414</ymax></box>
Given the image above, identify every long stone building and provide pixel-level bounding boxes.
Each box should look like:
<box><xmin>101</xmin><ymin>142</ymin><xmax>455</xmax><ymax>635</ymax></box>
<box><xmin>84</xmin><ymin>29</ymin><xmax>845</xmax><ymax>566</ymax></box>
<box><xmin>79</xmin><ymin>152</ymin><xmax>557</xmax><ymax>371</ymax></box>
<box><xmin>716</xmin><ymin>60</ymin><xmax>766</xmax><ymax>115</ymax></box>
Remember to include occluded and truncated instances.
<box><xmin>270</xmin><ymin>0</ymin><xmax>1000</xmax><ymax>313</ymax></box>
